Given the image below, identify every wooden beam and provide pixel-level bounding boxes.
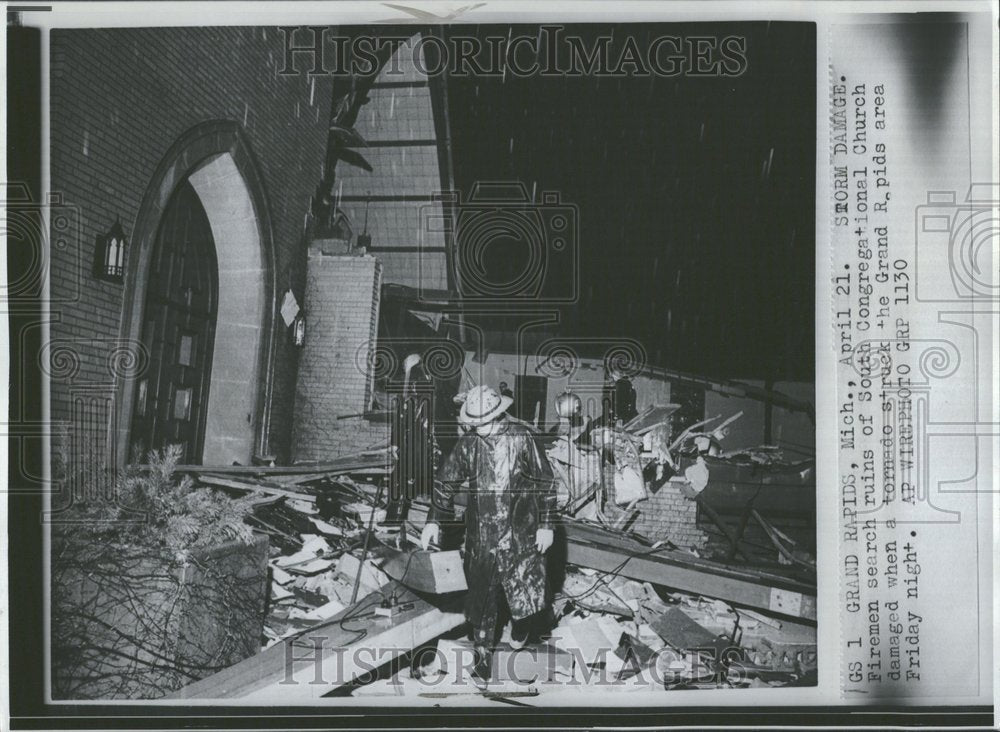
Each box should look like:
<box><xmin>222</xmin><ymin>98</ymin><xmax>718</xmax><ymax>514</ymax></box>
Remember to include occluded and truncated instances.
<box><xmin>692</xmin><ymin>494</ymin><xmax>751</xmax><ymax>562</ymax></box>
<box><xmin>336</xmin><ymin>194</ymin><xmax>437</xmax><ymax>203</ymax></box>
<box><xmin>170</xmin><ymin>450</ymin><xmax>392</xmax><ymax>476</ymax></box>
<box><xmin>196</xmin><ymin>474</ymin><xmax>318</xmax><ymax>504</ymax></box>
<box><xmin>362</xmin><ymin>139</ymin><xmax>438</xmax><ymax>148</ymax></box>
<box><xmin>563</xmin><ymin>523</ymin><xmax>816</xmax><ymax>622</ymax></box>
<box><xmin>167</xmin><ymin>582</ymin><xmax>464</xmax><ymax>700</ymax></box>
<box><xmin>566</xmin><ymin>541</ymin><xmax>816</xmax><ymax>621</ymax></box>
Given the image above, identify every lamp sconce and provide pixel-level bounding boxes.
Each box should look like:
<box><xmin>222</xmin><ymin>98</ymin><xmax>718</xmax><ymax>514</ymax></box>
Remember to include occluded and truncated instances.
<box><xmin>93</xmin><ymin>217</ymin><xmax>128</xmax><ymax>283</ymax></box>
<box><xmin>293</xmin><ymin>314</ymin><xmax>307</xmax><ymax>347</ymax></box>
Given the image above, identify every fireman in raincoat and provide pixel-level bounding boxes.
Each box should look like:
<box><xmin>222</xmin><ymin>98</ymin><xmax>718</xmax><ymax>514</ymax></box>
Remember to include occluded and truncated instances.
<box><xmin>421</xmin><ymin>385</ymin><xmax>558</xmax><ymax>675</ymax></box>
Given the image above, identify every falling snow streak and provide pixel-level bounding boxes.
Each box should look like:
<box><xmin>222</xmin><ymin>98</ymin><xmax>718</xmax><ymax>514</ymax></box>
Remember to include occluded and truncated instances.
<box><xmin>445</xmin><ymin>22</ymin><xmax>816</xmax><ymax>382</ymax></box>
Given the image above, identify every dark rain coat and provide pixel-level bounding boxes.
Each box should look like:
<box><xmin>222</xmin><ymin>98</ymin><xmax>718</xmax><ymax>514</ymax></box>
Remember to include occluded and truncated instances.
<box><xmin>427</xmin><ymin>418</ymin><xmax>557</xmax><ymax>625</ymax></box>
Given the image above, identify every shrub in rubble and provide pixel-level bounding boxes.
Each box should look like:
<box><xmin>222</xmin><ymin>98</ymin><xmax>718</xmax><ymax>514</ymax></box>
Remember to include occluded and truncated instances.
<box><xmin>61</xmin><ymin>444</ymin><xmax>257</xmax><ymax>555</ymax></box>
<box><xmin>51</xmin><ymin>445</ymin><xmax>269</xmax><ymax>700</ymax></box>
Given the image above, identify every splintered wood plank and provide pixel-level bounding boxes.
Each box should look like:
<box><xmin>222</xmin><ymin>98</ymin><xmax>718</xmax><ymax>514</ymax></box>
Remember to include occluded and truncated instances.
<box><xmin>166</xmin><ymin>581</ymin><xmax>464</xmax><ymax>701</ymax></box>
<box><xmin>172</xmin><ymin>451</ymin><xmax>392</xmax><ymax>477</ymax></box>
<box><xmin>563</xmin><ymin>523</ymin><xmax>816</xmax><ymax>621</ymax></box>
<box><xmin>196</xmin><ymin>474</ymin><xmax>318</xmax><ymax>503</ymax></box>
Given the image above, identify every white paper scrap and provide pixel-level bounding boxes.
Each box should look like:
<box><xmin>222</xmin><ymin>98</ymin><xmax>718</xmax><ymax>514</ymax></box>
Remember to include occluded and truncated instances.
<box><xmin>280</xmin><ymin>289</ymin><xmax>300</xmax><ymax>327</ymax></box>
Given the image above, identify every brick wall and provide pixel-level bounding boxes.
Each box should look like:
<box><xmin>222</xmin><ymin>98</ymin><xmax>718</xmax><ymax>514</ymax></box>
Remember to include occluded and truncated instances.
<box><xmin>630</xmin><ymin>481</ymin><xmax>710</xmax><ymax>549</ymax></box>
<box><xmin>48</xmin><ymin>27</ymin><xmax>334</xmax><ymax>469</ymax></box>
<box><xmin>301</xmin><ymin>419</ymin><xmax>392</xmax><ymax>462</ymax></box>
<box><xmin>292</xmin><ymin>253</ymin><xmax>384</xmax><ymax>461</ymax></box>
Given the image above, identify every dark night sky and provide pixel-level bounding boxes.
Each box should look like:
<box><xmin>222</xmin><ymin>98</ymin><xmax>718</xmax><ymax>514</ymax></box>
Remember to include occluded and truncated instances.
<box><xmin>443</xmin><ymin>23</ymin><xmax>816</xmax><ymax>383</ymax></box>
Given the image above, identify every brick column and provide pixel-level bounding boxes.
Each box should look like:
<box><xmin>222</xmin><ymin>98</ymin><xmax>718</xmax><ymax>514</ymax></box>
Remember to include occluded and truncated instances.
<box><xmin>291</xmin><ymin>253</ymin><xmax>388</xmax><ymax>461</ymax></box>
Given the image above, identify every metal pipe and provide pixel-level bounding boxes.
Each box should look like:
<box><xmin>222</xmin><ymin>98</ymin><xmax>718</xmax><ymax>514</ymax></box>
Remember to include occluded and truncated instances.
<box><xmin>350</xmin><ymin>479</ymin><xmax>386</xmax><ymax>605</ymax></box>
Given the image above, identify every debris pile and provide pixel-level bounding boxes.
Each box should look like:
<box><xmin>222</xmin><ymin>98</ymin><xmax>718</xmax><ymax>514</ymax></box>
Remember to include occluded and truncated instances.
<box><xmin>180</xmin><ymin>451</ymin><xmax>401</xmax><ymax>649</ymax></box>
<box><xmin>169</xmin><ymin>412</ymin><xmax>816</xmax><ymax>699</ymax></box>
<box><xmin>361</xmin><ymin>565</ymin><xmax>815</xmax><ymax>697</ymax></box>
<box><xmin>543</xmin><ymin>403</ymin><xmax>816</xmax><ymax>568</ymax></box>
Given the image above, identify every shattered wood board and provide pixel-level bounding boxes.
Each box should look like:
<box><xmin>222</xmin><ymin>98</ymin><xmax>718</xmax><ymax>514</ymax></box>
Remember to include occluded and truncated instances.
<box><xmin>175</xmin><ymin>451</ymin><xmax>391</xmax><ymax>476</ymax></box>
<box><xmin>623</xmin><ymin>404</ymin><xmax>681</xmax><ymax>434</ymax></box>
<box><xmin>564</xmin><ymin>524</ymin><xmax>816</xmax><ymax>621</ymax></box>
<box><xmin>166</xmin><ymin>581</ymin><xmax>464</xmax><ymax>701</ymax></box>
<box><xmin>196</xmin><ymin>474</ymin><xmax>318</xmax><ymax>503</ymax></box>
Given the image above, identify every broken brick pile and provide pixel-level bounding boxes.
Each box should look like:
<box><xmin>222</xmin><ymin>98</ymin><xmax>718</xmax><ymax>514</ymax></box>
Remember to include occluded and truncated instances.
<box><xmin>629</xmin><ymin>481</ymin><xmax>711</xmax><ymax>549</ymax></box>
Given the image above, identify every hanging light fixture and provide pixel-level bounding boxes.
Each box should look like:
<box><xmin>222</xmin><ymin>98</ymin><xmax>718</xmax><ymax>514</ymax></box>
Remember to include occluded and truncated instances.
<box><xmin>293</xmin><ymin>313</ymin><xmax>307</xmax><ymax>347</ymax></box>
<box><xmin>93</xmin><ymin>217</ymin><xmax>128</xmax><ymax>283</ymax></box>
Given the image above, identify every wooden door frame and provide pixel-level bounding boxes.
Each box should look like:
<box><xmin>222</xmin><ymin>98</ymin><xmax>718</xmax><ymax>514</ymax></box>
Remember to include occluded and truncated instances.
<box><xmin>133</xmin><ymin>181</ymin><xmax>220</xmax><ymax>463</ymax></box>
<box><xmin>114</xmin><ymin>121</ymin><xmax>277</xmax><ymax>467</ymax></box>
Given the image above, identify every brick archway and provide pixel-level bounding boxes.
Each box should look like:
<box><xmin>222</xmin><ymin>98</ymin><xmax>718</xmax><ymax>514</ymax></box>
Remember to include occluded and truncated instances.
<box><xmin>114</xmin><ymin>121</ymin><xmax>277</xmax><ymax>466</ymax></box>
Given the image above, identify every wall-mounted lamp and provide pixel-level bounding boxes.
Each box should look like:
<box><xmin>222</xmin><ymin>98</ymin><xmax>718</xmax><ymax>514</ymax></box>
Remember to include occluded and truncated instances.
<box><xmin>93</xmin><ymin>217</ymin><xmax>128</xmax><ymax>283</ymax></box>
<box><xmin>293</xmin><ymin>314</ymin><xmax>307</xmax><ymax>347</ymax></box>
